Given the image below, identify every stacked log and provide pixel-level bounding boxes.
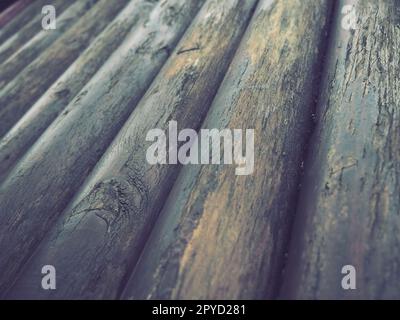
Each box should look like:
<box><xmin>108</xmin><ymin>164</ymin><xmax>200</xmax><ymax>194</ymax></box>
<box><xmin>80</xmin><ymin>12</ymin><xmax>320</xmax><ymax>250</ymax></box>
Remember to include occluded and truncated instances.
<box><xmin>121</xmin><ymin>0</ymin><xmax>333</xmax><ymax>300</ymax></box>
<box><xmin>0</xmin><ymin>0</ymin><xmax>75</xmax><ymax>64</ymax></box>
<box><xmin>0</xmin><ymin>0</ymin><xmax>156</xmax><ymax>183</ymax></box>
<box><xmin>1</xmin><ymin>0</ymin><xmax>205</xmax><ymax>298</ymax></box>
<box><xmin>0</xmin><ymin>0</ymin><xmax>32</xmax><ymax>28</ymax></box>
<box><xmin>0</xmin><ymin>0</ymin><xmax>130</xmax><ymax>138</ymax></box>
<box><xmin>2</xmin><ymin>0</ymin><xmax>396</xmax><ymax>302</ymax></box>
<box><xmin>0</xmin><ymin>0</ymin><xmax>49</xmax><ymax>43</ymax></box>
<box><xmin>7</xmin><ymin>0</ymin><xmax>258</xmax><ymax>299</ymax></box>
<box><xmin>281</xmin><ymin>0</ymin><xmax>400</xmax><ymax>299</ymax></box>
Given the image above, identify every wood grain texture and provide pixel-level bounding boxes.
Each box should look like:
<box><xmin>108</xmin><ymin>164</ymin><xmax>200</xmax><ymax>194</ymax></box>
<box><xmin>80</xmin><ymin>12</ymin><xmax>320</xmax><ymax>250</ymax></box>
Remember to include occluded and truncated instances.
<box><xmin>7</xmin><ymin>0</ymin><xmax>258</xmax><ymax>300</ymax></box>
<box><xmin>281</xmin><ymin>0</ymin><xmax>400</xmax><ymax>299</ymax></box>
<box><xmin>0</xmin><ymin>0</ymin><xmax>32</xmax><ymax>28</ymax></box>
<box><xmin>0</xmin><ymin>0</ymin><xmax>74</xmax><ymax>65</ymax></box>
<box><xmin>121</xmin><ymin>0</ymin><xmax>333</xmax><ymax>300</ymax></box>
<box><xmin>0</xmin><ymin>0</ymin><xmax>48</xmax><ymax>44</ymax></box>
<box><xmin>1</xmin><ymin>0</ymin><xmax>205</xmax><ymax>299</ymax></box>
<box><xmin>0</xmin><ymin>0</ymin><xmax>151</xmax><ymax>183</ymax></box>
<box><xmin>0</xmin><ymin>0</ymin><xmax>128</xmax><ymax>138</ymax></box>
<box><xmin>0</xmin><ymin>0</ymin><xmax>91</xmax><ymax>85</ymax></box>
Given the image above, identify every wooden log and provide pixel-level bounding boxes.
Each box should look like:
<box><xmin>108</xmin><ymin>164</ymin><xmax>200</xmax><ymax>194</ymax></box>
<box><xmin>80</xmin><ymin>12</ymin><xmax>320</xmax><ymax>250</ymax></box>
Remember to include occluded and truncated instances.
<box><xmin>0</xmin><ymin>0</ymin><xmax>32</xmax><ymax>28</ymax></box>
<box><xmin>0</xmin><ymin>0</ymin><xmax>75</xmax><ymax>65</ymax></box>
<box><xmin>0</xmin><ymin>0</ymin><xmax>129</xmax><ymax>138</ymax></box>
<box><xmin>0</xmin><ymin>0</ymin><xmax>48</xmax><ymax>44</ymax></box>
<box><xmin>0</xmin><ymin>0</ymin><xmax>95</xmax><ymax>87</ymax></box>
<box><xmin>120</xmin><ymin>0</ymin><xmax>333</xmax><ymax>300</ymax></box>
<box><xmin>7</xmin><ymin>0</ymin><xmax>258</xmax><ymax>300</ymax></box>
<box><xmin>0</xmin><ymin>0</ymin><xmax>87</xmax><ymax>79</ymax></box>
<box><xmin>0</xmin><ymin>0</ymin><xmax>205</xmax><ymax>299</ymax></box>
<box><xmin>0</xmin><ymin>0</ymin><xmax>153</xmax><ymax>183</ymax></box>
<box><xmin>281</xmin><ymin>0</ymin><xmax>400</xmax><ymax>300</ymax></box>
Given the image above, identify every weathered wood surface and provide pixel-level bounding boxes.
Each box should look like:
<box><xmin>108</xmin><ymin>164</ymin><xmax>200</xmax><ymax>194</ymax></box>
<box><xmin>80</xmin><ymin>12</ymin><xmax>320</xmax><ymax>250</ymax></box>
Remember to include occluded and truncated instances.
<box><xmin>0</xmin><ymin>0</ymin><xmax>128</xmax><ymax>138</ymax></box>
<box><xmin>281</xmin><ymin>0</ymin><xmax>400</xmax><ymax>299</ymax></box>
<box><xmin>7</xmin><ymin>0</ymin><xmax>258</xmax><ymax>300</ymax></box>
<box><xmin>0</xmin><ymin>0</ymin><xmax>48</xmax><ymax>44</ymax></box>
<box><xmin>1</xmin><ymin>0</ymin><xmax>205</xmax><ymax>298</ymax></box>
<box><xmin>0</xmin><ymin>0</ymin><xmax>74</xmax><ymax>65</ymax></box>
<box><xmin>1</xmin><ymin>0</ymin><xmax>397</xmax><ymax>301</ymax></box>
<box><xmin>0</xmin><ymin>0</ymin><xmax>32</xmax><ymax>28</ymax></box>
<box><xmin>0</xmin><ymin>0</ymin><xmax>148</xmax><ymax>183</ymax></box>
<box><xmin>120</xmin><ymin>0</ymin><xmax>333</xmax><ymax>300</ymax></box>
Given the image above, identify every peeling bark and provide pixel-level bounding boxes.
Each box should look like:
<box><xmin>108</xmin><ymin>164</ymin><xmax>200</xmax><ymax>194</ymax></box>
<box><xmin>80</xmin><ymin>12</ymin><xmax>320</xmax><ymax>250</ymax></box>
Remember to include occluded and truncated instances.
<box><xmin>281</xmin><ymin>0</ymin><xmax>400</xmax><ymax>299</ymax></box>
<box><xmin>7</xmin><ymin>0</ymin><xmax>257</xmax><ymax>300</ymax></box>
